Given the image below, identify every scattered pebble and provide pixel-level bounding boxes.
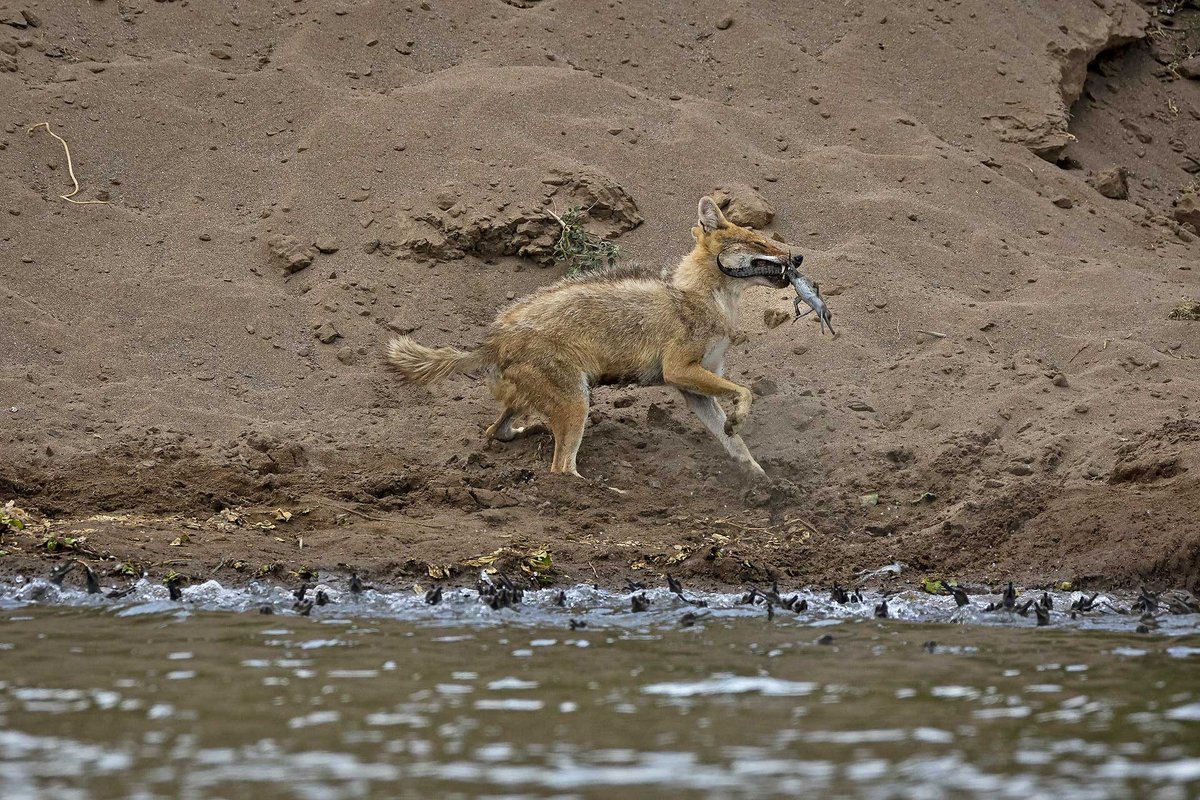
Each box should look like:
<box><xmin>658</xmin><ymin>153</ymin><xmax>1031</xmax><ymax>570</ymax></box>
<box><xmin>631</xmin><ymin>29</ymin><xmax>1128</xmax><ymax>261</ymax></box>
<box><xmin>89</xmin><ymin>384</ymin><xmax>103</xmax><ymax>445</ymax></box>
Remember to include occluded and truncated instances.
<box><xmin>315</xmin><ymin>321</ymin><xmax>341</xmax><ymax>344</ymax></box>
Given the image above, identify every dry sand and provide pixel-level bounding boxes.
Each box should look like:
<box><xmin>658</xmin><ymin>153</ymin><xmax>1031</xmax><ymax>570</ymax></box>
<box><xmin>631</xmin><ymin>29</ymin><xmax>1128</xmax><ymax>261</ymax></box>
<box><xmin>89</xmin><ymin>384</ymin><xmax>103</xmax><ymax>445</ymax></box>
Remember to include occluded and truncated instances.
<box><xmin>1</xmin><ymin>0</ymin><xmax>1198</xmax><ymax>596</ymax></box>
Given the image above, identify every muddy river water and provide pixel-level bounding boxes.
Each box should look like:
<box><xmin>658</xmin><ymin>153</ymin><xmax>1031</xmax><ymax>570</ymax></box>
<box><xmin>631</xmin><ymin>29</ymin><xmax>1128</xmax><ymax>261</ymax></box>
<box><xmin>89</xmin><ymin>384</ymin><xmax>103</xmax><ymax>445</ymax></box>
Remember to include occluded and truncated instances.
<box><xmin>0</xmin><ymin>579</ymin><xmax>1198</xmax><ymax>799</ymax></box>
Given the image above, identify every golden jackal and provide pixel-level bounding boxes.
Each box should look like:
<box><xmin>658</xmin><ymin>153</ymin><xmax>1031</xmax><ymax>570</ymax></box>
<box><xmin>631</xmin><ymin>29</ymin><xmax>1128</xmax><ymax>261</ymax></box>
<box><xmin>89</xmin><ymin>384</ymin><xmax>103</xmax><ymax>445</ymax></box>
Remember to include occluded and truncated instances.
<box><xmin>386</xmin><ymin>196</ymin><xmax>802</xmax><ymax>479</ymax></box>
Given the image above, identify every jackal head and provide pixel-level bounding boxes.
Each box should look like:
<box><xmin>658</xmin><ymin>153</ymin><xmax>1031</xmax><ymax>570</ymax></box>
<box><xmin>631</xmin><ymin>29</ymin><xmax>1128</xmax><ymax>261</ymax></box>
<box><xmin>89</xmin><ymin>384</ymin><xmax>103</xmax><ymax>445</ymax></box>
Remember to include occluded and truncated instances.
<box><xmin>692</xmin><ymin>196</ymin><xmax>797</xmax><ymax>289</ymax></box>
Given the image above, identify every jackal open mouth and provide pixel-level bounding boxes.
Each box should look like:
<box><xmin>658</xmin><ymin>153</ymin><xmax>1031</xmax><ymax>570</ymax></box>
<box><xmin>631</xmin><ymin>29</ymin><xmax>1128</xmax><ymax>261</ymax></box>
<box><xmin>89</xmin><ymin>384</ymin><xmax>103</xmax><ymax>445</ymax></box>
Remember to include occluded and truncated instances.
<box><xmin>717</xmin><ymin>249</ymin><xmax>835</xmax><ymax>335</ymax></box>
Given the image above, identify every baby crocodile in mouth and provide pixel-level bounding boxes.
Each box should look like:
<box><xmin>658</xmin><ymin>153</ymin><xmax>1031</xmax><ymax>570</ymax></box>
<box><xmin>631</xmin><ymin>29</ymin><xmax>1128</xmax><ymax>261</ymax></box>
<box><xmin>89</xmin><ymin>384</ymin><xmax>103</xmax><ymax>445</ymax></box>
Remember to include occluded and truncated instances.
<box><xmin>786</xmin><ymin>260</ymin><xmax>835</xmax><ymax>336</ymax></box>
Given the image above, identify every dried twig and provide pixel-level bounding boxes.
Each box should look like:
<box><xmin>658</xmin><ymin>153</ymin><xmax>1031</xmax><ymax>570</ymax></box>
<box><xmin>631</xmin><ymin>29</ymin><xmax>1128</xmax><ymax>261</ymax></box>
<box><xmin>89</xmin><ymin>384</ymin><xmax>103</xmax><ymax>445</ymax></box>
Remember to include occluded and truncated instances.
<box><xmin>918</xmin><ymin>330</ymin><xmax>948</xmax><ymax>339</ymax></box>
<box><xmin>1068</xmin><ymin>341</ymin><xmax>1090</xmax><ymax>363</ymax></box>
<box><xmin>27</xmin><ymin>122</ymin><xmax>109</xmax><ymax>205</ymax></box>
<box><xmin>712</xmin><ymin>518</ymin><xmax>773</xmax><ymax>533</ymax></box>
<box><xmin>785</xmin><ymin>514</ymin><xmax>824</xmax><ymax>537</ymax></box>
<box><xmin>322</xmin><ymin>501</ymin><xmax>446</xmax><ymax>530</ymax></box>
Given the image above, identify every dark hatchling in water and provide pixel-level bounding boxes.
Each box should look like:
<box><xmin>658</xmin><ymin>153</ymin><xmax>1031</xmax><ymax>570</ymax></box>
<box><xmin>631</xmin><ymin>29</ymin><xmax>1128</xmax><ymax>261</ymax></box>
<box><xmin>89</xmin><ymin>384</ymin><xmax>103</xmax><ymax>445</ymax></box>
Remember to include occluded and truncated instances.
<box><xmin>478</xmin><ymin>572</ymin><xmax>524</xmax><ymax>610</ymax></box>
<box><xmin>47</xmin><ymin>560</ymin><xmax>100</xmax><ymax>594</ymax></box>
<box><xmin>745</xmin><ymin>582</ymin><xmax>807</xmax><ymax>614</ymax></box>
<box><xmin>667</xmin><ymin>575</ymin><xmax>709</xmax><ymax>607</ymax></box>
<box><xmin>48</xmin><ymin>560</ymin><xmax>75</xmax><ymax>587</ymax></box>
<box><xmin>106</xmin><ymin>583</ymin><xmax>136</xmax><ymax>600</ymax></box>
<box><xmin>986</xmin><ymin>582</ymin><xmax>1018</xmax><ymax>612</ymax></box>
<box><xmin>1133</xmin><ymin>587</ymin><xmax>1158</xmax><ymax>614</ymax></box>
<box><xmin>80</xmin><ymin>564</ymin><xmax>100</xmax><ymax>594</ymax></box>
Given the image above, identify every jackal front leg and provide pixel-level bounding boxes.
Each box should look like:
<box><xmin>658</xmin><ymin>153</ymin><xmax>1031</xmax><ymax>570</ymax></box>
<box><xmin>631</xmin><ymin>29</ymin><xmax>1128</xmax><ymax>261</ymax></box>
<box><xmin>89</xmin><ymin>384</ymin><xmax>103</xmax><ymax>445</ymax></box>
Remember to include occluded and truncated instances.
<box><xmin>661</xmin><ymin>356</ymin><xmax>754</xmax><ymax>436</ymax></box>
<box><xmin>681</xmin><ymin>391</ymin><xmax>767</xmax><ymax>478</ymax></box>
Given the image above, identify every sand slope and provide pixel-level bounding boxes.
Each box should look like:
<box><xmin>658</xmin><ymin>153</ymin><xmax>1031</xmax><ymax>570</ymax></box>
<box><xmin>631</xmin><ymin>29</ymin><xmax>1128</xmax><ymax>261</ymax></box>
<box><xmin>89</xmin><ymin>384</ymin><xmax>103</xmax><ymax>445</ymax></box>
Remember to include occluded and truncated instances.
<box><xmin>1</xmin><ymin>0</ymin><xmax>1198</xmax><ymax>592</ymax></box>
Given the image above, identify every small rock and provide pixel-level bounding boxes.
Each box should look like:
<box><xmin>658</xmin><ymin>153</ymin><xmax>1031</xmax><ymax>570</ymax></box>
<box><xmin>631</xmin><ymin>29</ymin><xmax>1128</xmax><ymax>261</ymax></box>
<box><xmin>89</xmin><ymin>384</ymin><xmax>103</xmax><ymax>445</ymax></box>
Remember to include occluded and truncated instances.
<box><xmin>385</xmin><ymin>316</ymin><xmax>421</xmax><ymax>335</ymax></box>
<box><xmin>1120</xmin><ymin>118</ymin><xmax>1153</xmax><ymax>144</ymax></box>
<box><xmin>763</xmin><ymin>308</ymin><xmax>790</xmax><ymax>329</ymax></box>
<box><xmin>711</xmin><ymin>184</ymin><xmax>775</xmax><ymax>228</ymax></box>
<box><xmin>847</xmin><ymin>400</ymin><xmax>874</xmax><ymax>412</ymax></box>
<box><xmin>1051</xmin><ymin>373</ymin><xmax>1069</xmax><ymax>387</ymax></box>
<box><xmin>715</xmin><ymin>16</ymin><xmax>733</xmax><ymax>30</ymax></box>
<box><xmin>1051</xmin><ymin>195</ymin><xmax>1073</xmax><ymax>209</ymax></box>
<box><xmin>1074</xmin><ymin>404</ymin><xmax>1089</xmax><ymax>414</ymax></box>
<box><xmin>198</xmin><ymin>233</ymin><xmax>211</xmax><ymax>242</ymax></box>
<box><xmin>1088</xmin><ymin>167</ymin><xmax>1128</xmax><ymax>200</ymax></box>
<box><xmin>469</xmin><ymin>488</ymin><xmax>517</xmax><ymax>509</ymax></box>
<box><xmin>315</xmin><ymin>321</ymin><xmax>341</xmax><ymax>344</ymax></box>
<box><xmin>210</xmin><ymin>49</ymin><xmax>232</xmax><ymax>60</ymax></box>
<box><xmin>336</xmin><ymin>346</ymin><xmax>355</xmax><ymax>365</ymax></box>
<box><xmin>1178</xmin><ymin>56</ymin><xmax>1200</xmax><ymax>80</ymax></box>
<box><xmin>313</xmin><ymin>237</ymin><xmax>340</xmax><ymax>254</ymax></box>
<box><xmin>1173</xmin><ymin>193</ymin><xmax>1200</xmax><ymax>231</ymax></box>
<box><xmin>21</xmin><ymin>9</ymin><xmax>41</xmax><ymax>28</ymax></box>
<box><xmin>751</xmin><ymin>377</ymin><xmax>778</xmax><ymax>397</ymax></box>
<box><xmin>1007</xmin><ymin>463</ymin><xmax>1034</xmax><ymax>476</ymax></box>
<box><xmin>268</xmin><ymin>234</ymin><xmax>318</xmax><ymax>273</ymax></box>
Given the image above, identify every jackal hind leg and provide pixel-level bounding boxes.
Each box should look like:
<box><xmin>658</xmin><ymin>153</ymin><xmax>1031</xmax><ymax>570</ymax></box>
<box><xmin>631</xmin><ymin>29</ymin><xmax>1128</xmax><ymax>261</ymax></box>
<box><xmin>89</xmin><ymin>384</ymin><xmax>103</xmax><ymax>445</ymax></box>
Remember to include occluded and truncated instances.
<box><xmin>547</xmin><ymin>400</ymin><xmax>588</xmax><ymax>477</ymax></box>
<box><xmin>532</xmin><ymin>369</ymin><xmax>589</xmax><ymax>478</ymax></box>
<box><xmin>681</xmin><ymin>391</ymin><xmax>767</xmax><ymax>478</ymax></box>
<box><xmin>485</xmin><ymin>369</ymin><xmax>537</xmax><ymax>442</ymax></box>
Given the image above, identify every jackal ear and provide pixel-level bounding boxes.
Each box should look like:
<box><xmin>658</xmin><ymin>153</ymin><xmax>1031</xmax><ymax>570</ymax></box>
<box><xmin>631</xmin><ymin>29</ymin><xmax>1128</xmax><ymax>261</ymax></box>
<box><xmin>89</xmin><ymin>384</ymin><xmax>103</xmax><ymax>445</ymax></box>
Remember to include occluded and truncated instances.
<box><xmin>697</xmin><ymin>196</ymin><xmax>729</xmax><ymax>233</ymax></box>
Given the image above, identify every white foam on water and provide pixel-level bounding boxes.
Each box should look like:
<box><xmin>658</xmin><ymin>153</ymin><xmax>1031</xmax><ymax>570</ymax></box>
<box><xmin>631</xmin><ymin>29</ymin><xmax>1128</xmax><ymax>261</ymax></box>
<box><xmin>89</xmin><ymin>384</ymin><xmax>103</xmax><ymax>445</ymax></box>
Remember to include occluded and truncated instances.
<box><xmin>642</xmin><ymin>676</ymin><xmax>818</xmax><ymax>698</ymax></box>
<box><xmin>1</xmin><ymin>577</ymin><xmax>1197</xmax><ymax>637</ymax></box>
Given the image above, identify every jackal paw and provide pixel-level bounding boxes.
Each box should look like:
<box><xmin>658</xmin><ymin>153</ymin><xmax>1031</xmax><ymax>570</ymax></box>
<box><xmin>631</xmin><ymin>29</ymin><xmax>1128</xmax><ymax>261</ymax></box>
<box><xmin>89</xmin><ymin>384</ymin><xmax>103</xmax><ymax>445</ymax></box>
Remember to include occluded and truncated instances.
<box><xmin>746</xmin><ymin>459</ymin><xmax>768</xmax><ymax>478</ymax></box>
<box><xmin>724</xmin><ymin>413</ymin><xmax>745</xmax><ymax>437</ymax></box>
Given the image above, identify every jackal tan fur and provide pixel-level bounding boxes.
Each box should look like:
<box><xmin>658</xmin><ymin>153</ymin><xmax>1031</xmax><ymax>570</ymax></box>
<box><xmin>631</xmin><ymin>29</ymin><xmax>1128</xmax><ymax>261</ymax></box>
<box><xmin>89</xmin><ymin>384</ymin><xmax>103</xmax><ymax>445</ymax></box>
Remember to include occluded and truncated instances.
<box><xmin>386</xmin><ymin>197</ymin><xmax>800</xmax><ymax>479</ymax></box>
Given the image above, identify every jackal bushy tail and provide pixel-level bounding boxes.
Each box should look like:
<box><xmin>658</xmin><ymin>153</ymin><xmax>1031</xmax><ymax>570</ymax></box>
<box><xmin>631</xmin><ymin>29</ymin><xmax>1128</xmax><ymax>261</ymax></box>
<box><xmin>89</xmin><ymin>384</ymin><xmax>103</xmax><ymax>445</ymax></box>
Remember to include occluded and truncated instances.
<box><xmin>385</xmin><ymin>336</ymin><xmax>486</xmax><ymax>385</ymax></box>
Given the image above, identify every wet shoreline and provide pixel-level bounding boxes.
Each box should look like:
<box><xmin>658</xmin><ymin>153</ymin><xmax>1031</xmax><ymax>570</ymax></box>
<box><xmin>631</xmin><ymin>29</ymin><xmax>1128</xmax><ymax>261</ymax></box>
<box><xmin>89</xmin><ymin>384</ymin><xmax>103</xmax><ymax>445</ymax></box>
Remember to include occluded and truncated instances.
<box><xmin>4</xmin><ymin>573</ymin><xmax>1199</xmax><ymax>638</ymax></box>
